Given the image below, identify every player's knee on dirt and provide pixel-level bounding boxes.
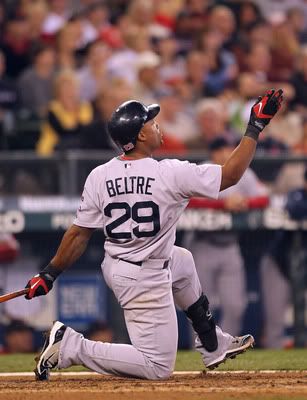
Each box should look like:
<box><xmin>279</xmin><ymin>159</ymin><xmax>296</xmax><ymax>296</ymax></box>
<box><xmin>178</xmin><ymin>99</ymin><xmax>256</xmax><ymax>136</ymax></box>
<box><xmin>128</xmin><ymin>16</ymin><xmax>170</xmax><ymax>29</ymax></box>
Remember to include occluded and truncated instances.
<box><xmin>149</xmin><ymin>364</ymin><xmax>173</xmax><ymax>380</ymax></box>
<box><xmin>185</xmin><ymin>294</ymin><xmax>218</xmax><ymax>352</ymax></box>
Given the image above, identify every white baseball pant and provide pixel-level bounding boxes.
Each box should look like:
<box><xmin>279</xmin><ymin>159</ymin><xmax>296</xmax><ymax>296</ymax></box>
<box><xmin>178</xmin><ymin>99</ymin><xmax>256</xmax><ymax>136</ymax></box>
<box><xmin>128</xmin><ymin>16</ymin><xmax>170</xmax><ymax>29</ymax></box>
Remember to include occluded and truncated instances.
<box><xmin>57</xmin><ymin>246</ymin><xmax>202</xmax><ymax>379</ymax></box>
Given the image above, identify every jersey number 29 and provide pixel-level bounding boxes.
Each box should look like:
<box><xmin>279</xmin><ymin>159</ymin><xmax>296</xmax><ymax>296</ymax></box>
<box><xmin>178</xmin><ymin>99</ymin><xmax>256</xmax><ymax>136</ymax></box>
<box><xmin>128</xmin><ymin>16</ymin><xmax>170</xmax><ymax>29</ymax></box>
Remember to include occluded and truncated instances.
<box><xmin>104</xmin><ymin>201</ymin><xmax>160</xmax><ymax>239</ymax></box>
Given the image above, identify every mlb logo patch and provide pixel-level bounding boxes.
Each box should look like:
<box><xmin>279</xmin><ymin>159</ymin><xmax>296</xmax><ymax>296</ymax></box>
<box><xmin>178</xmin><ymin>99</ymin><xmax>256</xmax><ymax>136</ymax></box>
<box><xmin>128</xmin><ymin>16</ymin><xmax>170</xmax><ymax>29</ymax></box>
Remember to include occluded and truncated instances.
<box><xmin>125</xmin><ymin>163</ymin><xmax>131</xmax><ymax>169</ymax></box>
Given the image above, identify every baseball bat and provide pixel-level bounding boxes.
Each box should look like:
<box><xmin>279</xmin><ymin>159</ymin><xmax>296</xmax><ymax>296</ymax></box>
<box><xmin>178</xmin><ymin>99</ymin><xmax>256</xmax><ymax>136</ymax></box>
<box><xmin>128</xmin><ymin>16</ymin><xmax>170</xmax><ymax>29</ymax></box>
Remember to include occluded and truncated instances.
<box><xmin>0</xmin><ymin>288</ymin><xmax>29</xmax><ymax>303</ymax></box>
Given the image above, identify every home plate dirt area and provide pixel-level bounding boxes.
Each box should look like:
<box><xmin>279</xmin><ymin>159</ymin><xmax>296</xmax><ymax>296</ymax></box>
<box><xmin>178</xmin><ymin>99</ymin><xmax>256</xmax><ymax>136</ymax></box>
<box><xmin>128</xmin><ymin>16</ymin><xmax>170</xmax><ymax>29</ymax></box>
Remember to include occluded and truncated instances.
<box><xmin>1</xmin><ymin>372</ymin><xmax>307</xmax><ymax>400</ymax></box>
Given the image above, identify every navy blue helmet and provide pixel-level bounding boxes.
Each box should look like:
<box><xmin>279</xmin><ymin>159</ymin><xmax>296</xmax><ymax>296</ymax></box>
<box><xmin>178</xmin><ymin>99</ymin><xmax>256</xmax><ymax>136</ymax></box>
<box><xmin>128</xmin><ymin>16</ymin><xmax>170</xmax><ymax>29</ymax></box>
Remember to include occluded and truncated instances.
<box><xmin>107</xmin><ymin>100</ymin><xmax>160</xmax><ymax>152</ymax></box>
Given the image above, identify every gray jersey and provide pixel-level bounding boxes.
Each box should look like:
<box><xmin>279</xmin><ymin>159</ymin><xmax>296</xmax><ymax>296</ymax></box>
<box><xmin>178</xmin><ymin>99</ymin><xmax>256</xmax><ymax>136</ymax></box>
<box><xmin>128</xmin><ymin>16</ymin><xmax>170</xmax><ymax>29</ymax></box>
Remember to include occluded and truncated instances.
<box><xmin>74</xmin><ymin>157</ymin><xmax>221</xmax><ymax>261</ymax></box>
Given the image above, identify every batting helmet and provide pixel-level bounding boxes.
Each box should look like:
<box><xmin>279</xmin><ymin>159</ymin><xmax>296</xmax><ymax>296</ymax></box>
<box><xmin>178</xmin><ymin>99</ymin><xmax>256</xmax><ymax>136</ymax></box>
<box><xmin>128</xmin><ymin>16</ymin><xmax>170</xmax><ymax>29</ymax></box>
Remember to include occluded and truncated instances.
<box><xmin>107</xmin><ymin>100</ymin><xmax>160</xmax><ymax>152</ymax></box>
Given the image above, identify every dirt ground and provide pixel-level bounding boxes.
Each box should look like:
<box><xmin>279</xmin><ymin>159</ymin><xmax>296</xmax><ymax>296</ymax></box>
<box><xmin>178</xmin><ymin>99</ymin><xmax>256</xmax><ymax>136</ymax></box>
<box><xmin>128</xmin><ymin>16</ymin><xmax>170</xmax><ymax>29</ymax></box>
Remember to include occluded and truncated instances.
<box><xmin>1</xmin><ymin>372</ymin><xmax>307</xmax><ymax>400</ymax></box>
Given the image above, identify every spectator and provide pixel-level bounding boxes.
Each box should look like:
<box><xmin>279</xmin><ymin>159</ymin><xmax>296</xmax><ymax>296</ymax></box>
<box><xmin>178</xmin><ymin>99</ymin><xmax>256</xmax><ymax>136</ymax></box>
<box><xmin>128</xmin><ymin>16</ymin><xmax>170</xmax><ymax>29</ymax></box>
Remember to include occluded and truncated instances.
<box><xmin>18</xmin><ymin>43</ymin><xmax>56</xmax><ymax>119</ymax></box>
<box><xmin>77</xmin><ymin>40</ymin><xmax>110</xmax><ymax>102</ymax></box>
<box><xmin>227</xmin><ymin>73</ymin><xmax>265</xmax><ymax>135</ymax></box>
<box><xmin>126</xmin><ymin>0</ymin><xmax>170</xmax><ymax>39</ymax></box>
<box><xmin>198</xmin><ymin>28</ymin><xmax>238</xmax><ymax>96</ymax></box>
<box><xmin>154</xmin><ymin>0</ymin><xmax>183</xmax><ymax>31</ymax></box>
<box><xmin>256</xmin><ymin>134</ymin><xmax>288</xmax><ymax>155</ymax></box>
<box><xmin>0</xmin><ymin>14</ymin><xmax>32</xmax><ymax>78</ymax></box>
<box><xmin>1</xmin><ymin>319</ymin><xmax>36</xmax><ymax>354</ymax></box>
<box><xmin>37</xmin><ymin>70</ymin><xmax>94</xmax><ymax>155</ymax></box>
<box><xmin>56</xmin><ymin>22</ymin><xmax>80</xmax><ymax>70</ymax></box>
<box><xmin>256</xmin><ymin>0</ymin><xmax>307</xmax><ymax>26</ymax></box>
<box><xmin>286</xmin><ymin>6</ymin><xmax>307</xmax><ymax>44</ymax></box>
<box><xmin>155</xmin><ymin>89</ymin><xmax>197</xmax><ymax>146</ymax></box>
<box><xmin>0</xmin><ymin>0</ymin><xmax>6</xmax><ymax>36</ymax></box>
<box><xmin>181</xmin><ymin>50</ymin><xmax>210</xmax><ymax>103</ymax></box>
<box><xmin>290</xmin><ymin>45</ymin><xmax>307</xmax><ymax>114</ymax></box>
<box><xmin>175</xmin><ymin>0</ymin><xmax>210</xmax><ymax>52</ymax></box>
<box><xmin>0</xmin><ymin>51</ymin><xmax>18</xmax><ymax>150</ymax></box>
<box><xmin>22</xmin><ymin>0</ymin><xmax>48</xmax><ymax>42</ymax></box>
<box><xmin>82</xmin><ymin>78</ymin><xmax>131</xmax><ymax>150</ymax></box>
<box><xmin>234</xmin><ymin>20</ymin><xmax>273</xmax><ymax>71</ymax></box>
<box><xmin>132</xmin><ymin>51</ymin><xmax>167</xmax><ymax>104</ymax></box>
<box><xmin>237</xmin><ymin>1</ymin><xmax>263</xmax><ymax>33</ymax></box>
<box><xmin>42</xmin><ymin>0</ymin><xmax>69</xmax><ymax>37</ymax></box>
<box><xmin>286</xmin><ymin>165</ymin><xmax>307</xmax><ymax>219</ymax></box>
<box><xmin>156</xmin><ymin>33</ymin><xmax>185</xmax><ymax>85</ymax></box>
<box><xmin>0</xmin><ymin>234</ymin><xmax>19</xmax><ymax>263</ymax></box>
<box><xmin>293</xmin><ymin>117</ymin><xmax>307</xmax><ymax>154</ymax></box>
<box><xmin>0</xmin><ymin>234</ymin><xmax>19</xmax><ymax>329</ymax></box>
<box><xmin>81</xmin><ymin>1</ymin><xmax>110</xmax><ymax>45</ymax></box>
<box><xmin>188</xmin><ymin>137</ymin><xmax>269</xmax><ymax>336</ymax></box>
<box><xmin>260</xmin><ymin>232</ymin><xmax>292</xmax><ymax>348</ymax></box>
<box><xmin>261</xmin><ymin>166</ymin><xmax>307</xmax><ymax>348</ymax></box>
<box><xmin>244</xmin><ymin>42</ymin><xmax>272</xmax><ymax>83</ymax></box>
<box><xmin>270</xmin><ymin>7</ymin><xmax>305</xmax><ymax>81</ymax></box>
<box><xmin>246</xmin><ymin>20</ymin><xmax>273</xmax><ymax>48</ymax></box>
<box><xmin>106</xmin><ymin>24</ymin><xmax>152</xmax><ymax>84</ymax></box>
<box><xmin>207</xmin><ymin>5</ymin><xmax>237</xmax><ymax>50</ymax></box>
<box><xmin>187</xmin><ymin>98</ymin><xmax>238</xmax><ymax>150</ymax></box>
<box><xmin>265</xmin><ymin>99</ymin><xmax>302</xmax><ymax>149</ymax></box>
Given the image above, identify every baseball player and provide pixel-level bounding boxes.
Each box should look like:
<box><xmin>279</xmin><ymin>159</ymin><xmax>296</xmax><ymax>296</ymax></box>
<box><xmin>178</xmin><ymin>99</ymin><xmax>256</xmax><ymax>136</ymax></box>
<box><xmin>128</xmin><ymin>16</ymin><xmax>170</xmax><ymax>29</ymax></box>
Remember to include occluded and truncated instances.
<box><xmin>24</xmin><ymin>89</ymin><xmax>283</xmax><ymax>381</ymax></box>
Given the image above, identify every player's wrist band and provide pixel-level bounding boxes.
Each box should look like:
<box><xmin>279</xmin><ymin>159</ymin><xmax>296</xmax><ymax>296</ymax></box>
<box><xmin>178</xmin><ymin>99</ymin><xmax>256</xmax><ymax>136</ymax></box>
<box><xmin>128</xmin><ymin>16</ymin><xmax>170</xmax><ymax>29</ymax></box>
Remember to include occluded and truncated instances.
<box><xmin>42</xmin><ymin>263</ymin><xmax>62</xmax><ymax>280</ymax></box>
<box><xmin>244</xmin><ymin>124</ymin><xmax>261</xmax><ymax>141</ymax></box>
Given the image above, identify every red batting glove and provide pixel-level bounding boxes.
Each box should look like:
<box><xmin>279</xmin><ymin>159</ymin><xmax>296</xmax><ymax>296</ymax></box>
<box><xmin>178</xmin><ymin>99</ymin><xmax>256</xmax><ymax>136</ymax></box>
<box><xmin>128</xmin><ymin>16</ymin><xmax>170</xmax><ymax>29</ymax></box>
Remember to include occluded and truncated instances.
<box><xmin>25</xmin><ymin>272</ymin><xmax>54</xmax><ymax>299</ymax></box>
<box><xmin>245</xmin><ymin>89</ymin><xmax>283</xmax><ymax>140</ymax></box>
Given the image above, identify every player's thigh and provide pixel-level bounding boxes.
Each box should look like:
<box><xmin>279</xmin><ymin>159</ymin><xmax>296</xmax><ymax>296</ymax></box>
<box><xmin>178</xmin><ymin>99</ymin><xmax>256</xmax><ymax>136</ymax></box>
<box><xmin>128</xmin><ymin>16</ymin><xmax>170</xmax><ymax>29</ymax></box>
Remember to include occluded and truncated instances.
<box><xmin>126</xmin><ymin>267</ymin><xmax>178</xmax><ymax>366</ymax></box>
<box><xmin>104</xmin><ymin>257</ymin><xmax>178</xmax><ymax>363</ymax></box>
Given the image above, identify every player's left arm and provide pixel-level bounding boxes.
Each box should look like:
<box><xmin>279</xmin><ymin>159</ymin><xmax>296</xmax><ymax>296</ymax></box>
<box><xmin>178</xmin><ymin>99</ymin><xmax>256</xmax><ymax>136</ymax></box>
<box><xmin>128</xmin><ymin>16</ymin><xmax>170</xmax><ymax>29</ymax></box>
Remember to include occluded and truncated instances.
<box><xmin>220</xmin><ymin>89</ymin><xmax>283</xmax><ymax>191</ymax></box>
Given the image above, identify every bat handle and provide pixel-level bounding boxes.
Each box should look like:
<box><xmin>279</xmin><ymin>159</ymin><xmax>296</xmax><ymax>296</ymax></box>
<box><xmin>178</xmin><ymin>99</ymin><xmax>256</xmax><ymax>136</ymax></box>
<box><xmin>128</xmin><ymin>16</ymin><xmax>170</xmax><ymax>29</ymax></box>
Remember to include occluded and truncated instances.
<box><xmin>16</xmin><ymin>288</ymin><xmax>30</xmax><ymax>297</ymax></box>
<box><xmin>0</xmin><ymin>288</ymin><xmax>30</xmax><ymax>303</ymax></box>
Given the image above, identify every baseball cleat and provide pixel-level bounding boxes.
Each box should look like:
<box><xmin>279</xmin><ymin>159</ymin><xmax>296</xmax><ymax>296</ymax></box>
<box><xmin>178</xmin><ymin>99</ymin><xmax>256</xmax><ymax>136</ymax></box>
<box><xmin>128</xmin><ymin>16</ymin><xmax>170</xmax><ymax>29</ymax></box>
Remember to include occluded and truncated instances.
<box><xmin>34</xmin><ymin>321</ymin><xmax>67</xmax><ymax>381</ymax></box>
<box><xmin>205</xmin><ymin>334</ymin><xmax>255</xmax><ymax>370</ymax></box>
<box><xmin>196</xmin><ymin>326</ymin><xmax>255</xmax><ymax>370</ymax></box>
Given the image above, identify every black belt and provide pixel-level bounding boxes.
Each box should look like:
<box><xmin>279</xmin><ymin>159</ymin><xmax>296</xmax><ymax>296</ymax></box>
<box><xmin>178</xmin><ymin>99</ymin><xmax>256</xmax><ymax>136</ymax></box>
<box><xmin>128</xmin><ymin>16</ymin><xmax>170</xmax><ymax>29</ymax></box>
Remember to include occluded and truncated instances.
<box><xmin>119</xmin><ymin>258</ymin><xmax>169</xmax><ymax>269</ymax></box>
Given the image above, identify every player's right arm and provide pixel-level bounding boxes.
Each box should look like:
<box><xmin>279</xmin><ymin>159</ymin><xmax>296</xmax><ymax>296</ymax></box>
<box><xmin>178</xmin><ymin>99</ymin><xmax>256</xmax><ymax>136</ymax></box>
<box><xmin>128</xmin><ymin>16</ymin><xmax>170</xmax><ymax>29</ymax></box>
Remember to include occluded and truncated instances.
<box><xmin>25</xmin><ymin>225</ymin><xmax>94</xmax><ymax>300</ymax></box>
<box><xmin>220</xmin><ymin>89</ymin><xmax>283</xmax><ymax>191</ymax></box>
<box><xmin>25</xmin><ymin>168</ymin><xmax>104</xmax><ymax>300</ymax></box>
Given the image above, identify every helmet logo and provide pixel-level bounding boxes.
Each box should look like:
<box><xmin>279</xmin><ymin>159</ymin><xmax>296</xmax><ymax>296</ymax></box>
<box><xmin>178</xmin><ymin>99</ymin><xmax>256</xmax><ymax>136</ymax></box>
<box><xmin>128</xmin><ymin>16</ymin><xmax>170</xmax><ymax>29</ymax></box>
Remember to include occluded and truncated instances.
<box><xmin>123</xmin><ymin>142</ymin><xmax>135</xmax><ymax>152</ymax></box>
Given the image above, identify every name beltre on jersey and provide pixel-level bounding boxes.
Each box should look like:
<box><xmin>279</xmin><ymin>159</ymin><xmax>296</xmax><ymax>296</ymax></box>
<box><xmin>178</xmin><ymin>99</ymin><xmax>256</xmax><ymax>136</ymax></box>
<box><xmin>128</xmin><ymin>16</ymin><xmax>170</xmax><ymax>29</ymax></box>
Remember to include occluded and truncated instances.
<box><xmin>106</xmin><ymin>176</ymin><xmax>155</xmax><ymax>197</ymax></box>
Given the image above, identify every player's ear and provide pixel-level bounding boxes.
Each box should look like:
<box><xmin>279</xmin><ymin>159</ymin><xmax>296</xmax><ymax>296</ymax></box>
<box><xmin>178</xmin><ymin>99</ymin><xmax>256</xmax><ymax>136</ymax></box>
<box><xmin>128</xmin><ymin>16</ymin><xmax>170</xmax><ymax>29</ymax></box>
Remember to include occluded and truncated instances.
<box><xmin>137</xmin><ymin>128</ymin><xmax>147</xmax><ymax>143</ymax></box>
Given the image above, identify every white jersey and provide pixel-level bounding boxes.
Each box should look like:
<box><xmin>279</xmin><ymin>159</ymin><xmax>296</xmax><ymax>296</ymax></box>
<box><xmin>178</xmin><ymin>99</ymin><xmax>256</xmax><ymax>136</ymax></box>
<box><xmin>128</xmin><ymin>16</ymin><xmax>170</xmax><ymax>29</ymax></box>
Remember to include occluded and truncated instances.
<box><xmin>74</xmin><ymin>157</ymin><xmax>221</xmax><ymax>261</ymax></box>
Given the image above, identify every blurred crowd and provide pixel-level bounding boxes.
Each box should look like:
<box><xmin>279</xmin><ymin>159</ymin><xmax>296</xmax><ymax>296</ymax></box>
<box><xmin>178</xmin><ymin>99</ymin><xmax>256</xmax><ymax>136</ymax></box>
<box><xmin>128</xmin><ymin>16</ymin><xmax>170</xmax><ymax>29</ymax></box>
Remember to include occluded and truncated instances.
<box><xmin>0</xmin><ymin>0</ymin><xmax>306</xmax><ymax>155</ymax></box>
<box><xmin>1</xmin><ymin>0</ymin><xmax>307</xmax><ymax>352</ymax></box>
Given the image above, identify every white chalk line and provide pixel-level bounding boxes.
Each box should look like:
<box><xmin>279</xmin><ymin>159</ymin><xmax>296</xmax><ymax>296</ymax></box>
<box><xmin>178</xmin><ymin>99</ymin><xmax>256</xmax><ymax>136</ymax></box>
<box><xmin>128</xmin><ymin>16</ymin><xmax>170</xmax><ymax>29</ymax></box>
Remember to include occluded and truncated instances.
<box><xmin>0</xmin><ymin>370</ymin><xmax>306</xmax><ymax>377</ymax></box>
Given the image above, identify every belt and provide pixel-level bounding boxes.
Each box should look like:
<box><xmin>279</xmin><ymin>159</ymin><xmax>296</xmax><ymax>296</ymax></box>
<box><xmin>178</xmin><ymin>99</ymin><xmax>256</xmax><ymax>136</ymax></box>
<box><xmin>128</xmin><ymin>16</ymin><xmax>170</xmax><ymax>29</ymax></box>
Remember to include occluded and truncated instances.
<box><xmin>119</xmin><ymin>258</ymin><xmax>169</xmax><ymax>269</ymax></box>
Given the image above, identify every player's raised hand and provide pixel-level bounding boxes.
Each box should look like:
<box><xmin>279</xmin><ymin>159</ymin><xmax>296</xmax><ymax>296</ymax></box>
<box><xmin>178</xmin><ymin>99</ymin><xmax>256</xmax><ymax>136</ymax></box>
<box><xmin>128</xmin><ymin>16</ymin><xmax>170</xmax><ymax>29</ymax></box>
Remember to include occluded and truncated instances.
<box><xmin>246</xmin><ymin>89</ymin><xmax>283</xmax><ymax>139</ymax></box>
<box><xmin>25</xmin><ymin>271</ymin><xmax>55</xmax><ymax>299</ymax></box>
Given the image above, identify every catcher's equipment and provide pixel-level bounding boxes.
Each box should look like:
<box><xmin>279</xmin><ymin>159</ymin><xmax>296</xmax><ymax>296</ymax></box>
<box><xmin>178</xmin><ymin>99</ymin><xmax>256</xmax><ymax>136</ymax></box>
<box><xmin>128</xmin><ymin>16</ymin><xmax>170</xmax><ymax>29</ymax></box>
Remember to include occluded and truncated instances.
<box><xmin>25</xmin><ymin>263</ymin><xmax>61</xmax><ymax>299</ymax></box>
<box><xmin>185</xmin><ymin>294</ymin><xmax>218</xmax><ymax>352</ymax></box>
<box><xmin>107</xmin><ymin>100</ymin><xmax>160</xmax><ymax>152</ymax></box>
<box><xmin>245</xmin><ymin>88</ymin><xmax>283</xmax><ymax>140</ymax></box>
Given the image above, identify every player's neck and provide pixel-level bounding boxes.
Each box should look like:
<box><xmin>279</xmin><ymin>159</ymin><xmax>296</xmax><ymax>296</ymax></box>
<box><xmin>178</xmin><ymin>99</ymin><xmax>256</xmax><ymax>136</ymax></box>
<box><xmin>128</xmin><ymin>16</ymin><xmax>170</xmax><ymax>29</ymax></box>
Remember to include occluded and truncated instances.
<box><xmin>120</xmin><ymin>149</ymin><xmax>152</xmax><ymax>160</ymax></box>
